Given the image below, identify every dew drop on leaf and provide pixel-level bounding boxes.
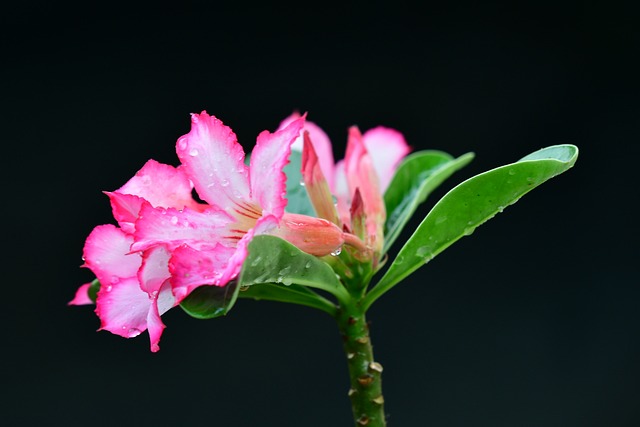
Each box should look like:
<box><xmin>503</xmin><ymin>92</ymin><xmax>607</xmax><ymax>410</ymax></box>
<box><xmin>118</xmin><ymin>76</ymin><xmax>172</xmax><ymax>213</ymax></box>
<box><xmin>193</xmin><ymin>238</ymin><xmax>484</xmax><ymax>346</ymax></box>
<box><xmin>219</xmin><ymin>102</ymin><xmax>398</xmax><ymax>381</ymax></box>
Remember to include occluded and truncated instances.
<box><xmin>435</xmin><ymin>216</ymin><xmax>447</xmax><ymax>225</ymax></box>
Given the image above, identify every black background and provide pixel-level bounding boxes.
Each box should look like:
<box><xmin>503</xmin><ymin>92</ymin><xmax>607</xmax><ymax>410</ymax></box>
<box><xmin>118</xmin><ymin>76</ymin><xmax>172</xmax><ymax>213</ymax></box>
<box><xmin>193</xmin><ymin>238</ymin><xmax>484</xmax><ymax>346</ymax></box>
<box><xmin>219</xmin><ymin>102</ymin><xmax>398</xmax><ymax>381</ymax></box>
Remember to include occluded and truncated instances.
<box><xmin>3</xmin><ymin>1</ymin><xmax>639</xmax><ymax>426</ymax></box>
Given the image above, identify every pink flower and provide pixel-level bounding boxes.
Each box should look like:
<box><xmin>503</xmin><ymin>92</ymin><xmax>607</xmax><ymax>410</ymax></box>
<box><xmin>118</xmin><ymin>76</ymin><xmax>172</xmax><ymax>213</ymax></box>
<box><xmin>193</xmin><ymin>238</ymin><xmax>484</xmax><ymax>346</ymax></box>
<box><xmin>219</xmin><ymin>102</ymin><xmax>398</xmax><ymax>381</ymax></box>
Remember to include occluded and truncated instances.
<box><xmin>131</xmin><ymin>111</ymin><xmax>346</xmax><ymax>301</ymax></box>
<box><xmin>72</xmin><ymin>111</ymin><xmax>368</xmax><ymax>352</ymax></box>
<box><xmin>76</xmin><ymin>111</ymin><xmax>348</xmax><ymax>352</ymax></box>
<box><xmin>70</xmin><ymin>159</ymin><xmax>204</xmax><ymax>352</ymax></box>
<box><xmin>282</xmin><ymin>112</ymin><xmax>411</xmax><ymax>261</ymax></box>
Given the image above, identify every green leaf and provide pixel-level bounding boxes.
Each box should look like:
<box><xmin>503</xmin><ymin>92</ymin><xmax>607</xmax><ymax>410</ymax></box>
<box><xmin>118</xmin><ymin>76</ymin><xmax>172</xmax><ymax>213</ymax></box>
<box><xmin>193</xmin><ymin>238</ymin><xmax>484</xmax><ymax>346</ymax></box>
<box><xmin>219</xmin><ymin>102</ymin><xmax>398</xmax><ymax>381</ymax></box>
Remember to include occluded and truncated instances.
<box><xmin>239</xmin><ymin>235</ymin><xmax>349</xmax><ymax>304</ymax></box>
<box><xmin>365</xmin><ymin>144</ymin><xmax>579</xmax><ymax>310</ymax></box>
<box><xmin>284</xmin><ymin>150</ymin><xmax>316</xmax><ymax>216</ymax></box>
<box><xmin>237</xmin><ymin>283</ymin><xmax>337</xmax><ymax>317</ymax></box>
<box><xmin>180</xmin><ymin>280</ymin><xmax>240</xmax><ymax>320</ymax></box>
<box><xmin>383</xmin><ymin>150</ymin><xmax>475</xmax><ymax>255</ymax></box>
<box><xmin>88</xmin><ymin>278</ymin><xmax>100</xmax><ymax>303</ymax></box>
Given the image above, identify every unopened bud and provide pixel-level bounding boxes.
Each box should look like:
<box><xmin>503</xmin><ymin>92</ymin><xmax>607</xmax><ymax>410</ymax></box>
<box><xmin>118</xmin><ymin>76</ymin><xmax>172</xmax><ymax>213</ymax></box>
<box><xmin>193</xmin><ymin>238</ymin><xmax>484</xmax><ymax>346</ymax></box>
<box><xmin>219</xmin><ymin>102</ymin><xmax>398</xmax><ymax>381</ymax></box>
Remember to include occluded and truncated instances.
<box><xmin>273</xmin><ymin>213</ymin><xmax>345</xmax><ymax>256</ymax></box>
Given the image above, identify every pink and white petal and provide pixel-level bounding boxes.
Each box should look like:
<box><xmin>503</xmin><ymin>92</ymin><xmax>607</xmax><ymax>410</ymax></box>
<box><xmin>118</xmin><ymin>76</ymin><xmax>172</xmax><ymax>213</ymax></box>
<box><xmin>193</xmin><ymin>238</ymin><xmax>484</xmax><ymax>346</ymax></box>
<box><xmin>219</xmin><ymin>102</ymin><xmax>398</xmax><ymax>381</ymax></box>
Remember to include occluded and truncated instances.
<box><xmin>83</xmin><ymin>224</ymin><xmax>142</xmax><ymax>286</ymax></box>
<box><xmin>138</xmin><ymin>245</ymin><xmax>171</xmax><ymax>295</ymax></box>
<box><xmin>146</xmin><ymin>299</ymin><xmax>165</xmax><ymax>353</ymax></box>
<box><xmin>106</xmin><ymin>192</ymin><xmax>144</xmax><ymax>234</ymax></box>
<box><xmin>362</xmin><ymin>126</ymin><xmax>411</xmax><ymax>192</ymax></box>
<box><xmin>95</xmin><ymin>276</ymin><xmax>151</xmax><ymax>339</ymax></box>
<box><xmin>68</xmin><ymin>283</ymin><xmax>93</xmax><ymax>305</ymax></box>
<box><xmin>345</xmin><ymin>127</ymin><xmax>386</xmax><ymax>249</ymax></box>
<box><xmin>131</xmin><ymin>204</ymin><xmax>233</xmax><ymax>253</ymax></box>
<box><xmin>156</xmin><ymin>278</ymin><xmax>177</xmax><ymax>315</ymax></box>
<box><xmin>116</xmin><ymin>159</ymin><xmax>202</xmax><ymax>211</ymax></box>
<box><xmin>176</xmin><ymin>112</ymin><xmax>251</xmax><ymax>211</ymax></box>
<box><xmin>250</xmin><ymin>115</ymin><xmax>305</xmax><ymax>218</ymax></box>
<box><xmin>301</xmin><ymin>133</ymin><xmax>340</xmax><ymax>225</ymax></box>
<box><xmin>279</xmin><ymin>112</ymin><xmax>335</xmax><ymax>189</ymax></box>
<box><xmin>169</xmin><ymin>243</ymin><xmax>237</xmax><ymax>301</ymax></box>
<box><xmin>332</xmin><ymin>160</ymin><xmax>352</xmax><ymax>228</ymax></box>
<box><xmin>145</xmin><ymin>279</ymin><xmax>175</xmax><ymax>353</ymax></box>
<box><xmin>217</xmin><ymin>214</ymin><xmax>280</xmax><ymax>286</ymax></box>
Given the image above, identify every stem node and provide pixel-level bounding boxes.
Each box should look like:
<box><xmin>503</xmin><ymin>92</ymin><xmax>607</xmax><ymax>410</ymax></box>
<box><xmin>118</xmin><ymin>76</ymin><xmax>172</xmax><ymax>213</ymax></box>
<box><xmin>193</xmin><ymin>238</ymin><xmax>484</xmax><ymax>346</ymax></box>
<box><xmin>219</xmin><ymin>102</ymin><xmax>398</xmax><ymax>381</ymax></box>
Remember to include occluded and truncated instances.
<box><xmin>368</xmin><ymin>362</ymin><xmax>384</xmax><ymax>373</ymax></box>
<box><xmin>357</xmin><ymin>415</ymin><xmax>370</xmax><ymax>425</ymax></box>
<box><xmin>372</xmin><ymin>395</ymin><xmax>385</xmax><ymax>405</ymax></box>
<box><xmin>357</xmin><ymin>374</ymin><xmax>374</xmax><ymax>386</ymax></box>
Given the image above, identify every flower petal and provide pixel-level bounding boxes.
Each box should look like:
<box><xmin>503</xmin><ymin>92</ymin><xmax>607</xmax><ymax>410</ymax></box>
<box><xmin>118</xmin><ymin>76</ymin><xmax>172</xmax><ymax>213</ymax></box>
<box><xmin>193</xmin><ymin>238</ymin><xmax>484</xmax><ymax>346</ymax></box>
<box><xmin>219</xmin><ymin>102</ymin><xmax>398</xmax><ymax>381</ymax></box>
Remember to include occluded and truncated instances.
<box><xmin>280</xmin><ymin>112</ymin><xmax>335</xmax><ymax>189</ymax></box>
<box><xmin>362</xmin><ymin>126</ymin><xmax>411</xmax><ymax>192</ymax></box>
<box><xmin>333</xmin><ymin>160</ymin><xmax>352</xmax><ymax>228</ymax></box>
<box><xmin>83</xmin><ymin>225</ymin><xmax>141</xmax><ymax>287</ymax></box>
<box><xmin>117</xmin><ymin>159</ymin><xmax>201</xmax><ymax>210</ymax></box>
<box><xmin>146</xmin><ymin>279</ymin><xmax>174</xmax><ymax>352</ymax></box>
<box><xmin>250</xmin><ymin>115</ymin><xmax>305</xmax><ymax>218</ymax></box>
<box><xmin>106</xmin><ymin>192</ymin><xmax>144</xmax><ymax>234</ymax></box>
<box><xmin>218</xmin><ymin>214</ymin><xmax>280</xmax><ymax>286</ymax></box>
<box><xmin>169</xmin><ymin>243</ymin><xmax>237</xmax><ymax>301</ymax></box>
<box><xmin>301</xmin><ymin>133</ymin><xmax>340</xmax><ymax>225</ymax></box>
<box><xmin>345</xmin><ymin>126</ymin><xmax>386</xmax><ymax>254</ymax></box>
<box><xmin>95</xmin><ymin>276</ymin><xmax>151</xmax><ymax>339</ymax></box>
<box><xmin>138</xmin><ymin>245</ymin><xmax>171</xmax><ymax>295</ymax></box>
<box><xmin>68</xmin><ymin>283</ymin><xmax>93</xmax><ymax>305</ymax></box>
<box><xmin>176</xmin><ymin>112</ymin><xmax>251</xmax><ymax>211</ymax></box>
<box><xmin>132</xmin><ymin>204</ymin><xmax>233</xmax><ymax>253</ymax></box>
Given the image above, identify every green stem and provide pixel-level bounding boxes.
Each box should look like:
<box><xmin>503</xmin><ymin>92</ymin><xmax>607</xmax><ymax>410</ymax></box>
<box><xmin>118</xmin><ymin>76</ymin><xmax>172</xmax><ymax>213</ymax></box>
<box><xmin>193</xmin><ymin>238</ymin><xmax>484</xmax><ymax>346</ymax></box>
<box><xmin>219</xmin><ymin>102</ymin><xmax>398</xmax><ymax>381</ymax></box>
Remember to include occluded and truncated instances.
<box><xmin>337</xmin><ymin>298</ymin><xmax>386</xmax><ymax>426</ymax></box>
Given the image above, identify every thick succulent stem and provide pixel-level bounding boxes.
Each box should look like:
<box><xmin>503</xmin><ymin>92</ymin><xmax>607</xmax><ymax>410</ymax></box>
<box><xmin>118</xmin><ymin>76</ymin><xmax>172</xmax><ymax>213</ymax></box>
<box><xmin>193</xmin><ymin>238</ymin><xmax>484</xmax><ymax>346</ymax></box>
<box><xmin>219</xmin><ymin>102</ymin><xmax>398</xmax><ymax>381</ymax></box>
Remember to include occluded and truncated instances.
<box><xmin>337</xmin><ymin>299</ymin><xmax>386</xmax><ymax>426</ymax></box>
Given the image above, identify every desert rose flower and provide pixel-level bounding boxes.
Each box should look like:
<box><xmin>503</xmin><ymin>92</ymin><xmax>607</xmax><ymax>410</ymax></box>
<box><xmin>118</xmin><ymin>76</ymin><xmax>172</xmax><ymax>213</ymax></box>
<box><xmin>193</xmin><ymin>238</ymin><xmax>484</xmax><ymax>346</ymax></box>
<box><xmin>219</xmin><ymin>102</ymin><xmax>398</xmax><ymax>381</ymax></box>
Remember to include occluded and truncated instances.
<box><xmin>131</xmin><ymin>112</ymin><xmax>352</xmax><ymax>306</ymax></box>
<box><xmin>71</xmin><ymin>159</ymin><xmax>207</xmax><ymax>352</ymax></box>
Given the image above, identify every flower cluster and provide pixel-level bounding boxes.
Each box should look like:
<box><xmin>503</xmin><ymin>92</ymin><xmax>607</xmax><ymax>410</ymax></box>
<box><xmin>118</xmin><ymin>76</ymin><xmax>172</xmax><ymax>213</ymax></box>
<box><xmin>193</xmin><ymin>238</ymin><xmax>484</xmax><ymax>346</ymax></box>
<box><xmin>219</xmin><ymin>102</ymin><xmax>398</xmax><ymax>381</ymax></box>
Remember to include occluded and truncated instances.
<box><xmin>71</xmin><ymin>111</ymin><xmax>410</xmax><ymax>352</ymax></box>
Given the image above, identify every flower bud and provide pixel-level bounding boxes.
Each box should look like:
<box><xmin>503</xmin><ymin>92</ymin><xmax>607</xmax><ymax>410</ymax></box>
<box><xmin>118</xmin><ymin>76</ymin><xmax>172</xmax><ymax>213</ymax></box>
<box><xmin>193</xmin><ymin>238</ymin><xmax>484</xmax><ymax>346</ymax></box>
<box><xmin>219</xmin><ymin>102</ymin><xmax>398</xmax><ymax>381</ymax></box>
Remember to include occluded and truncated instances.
<box><xmin>272</xmin><ymin>213</ymin><xmax>345</xmax><ymax>256</ymax></box>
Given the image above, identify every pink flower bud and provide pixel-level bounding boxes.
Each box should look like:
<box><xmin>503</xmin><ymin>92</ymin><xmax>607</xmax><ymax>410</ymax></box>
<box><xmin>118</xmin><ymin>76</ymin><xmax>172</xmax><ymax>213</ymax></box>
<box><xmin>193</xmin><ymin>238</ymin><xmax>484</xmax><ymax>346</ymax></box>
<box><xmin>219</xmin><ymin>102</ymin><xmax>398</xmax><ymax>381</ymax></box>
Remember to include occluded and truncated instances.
<box><xmin>272</xmin><ymin>213</ymin><xmax>345</xmax><ymax>256</ymax></box>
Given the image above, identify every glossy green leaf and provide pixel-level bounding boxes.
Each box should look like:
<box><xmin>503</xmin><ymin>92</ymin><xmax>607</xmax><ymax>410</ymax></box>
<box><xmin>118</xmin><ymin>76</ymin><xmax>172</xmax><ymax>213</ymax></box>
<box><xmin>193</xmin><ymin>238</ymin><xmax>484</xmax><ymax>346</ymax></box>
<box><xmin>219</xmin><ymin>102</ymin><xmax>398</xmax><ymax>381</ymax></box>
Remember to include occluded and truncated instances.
<box><xmin>239</xmin><ymin>235</ymin><xmax>349</xmax><ymax>304</ymax></box>
<box><xmin>180</xmin><ymin>280</ymin><xmax>240</xmax><ymax>319</ymax></box>
<box><xmin>383</xmin><ymin>150</ymin><xmax>475</xmax><ymax>255</ymax></box>
<box><xmin>284</xmin><ymin>150</ymin><xmax>316</xmax><ymax>216</ymax></box>
<box><xmin>88</xmin><ymin>278</ymin><xmax>100</xmax><ymax>303</ymax></box>
<box><xmin>237</xmin><ymin>283</ymin><xmax>337</xmax><ymax>316</ymax></box>
<box><xmin>364</xmin><ymin>144</ymin><xmax>579</xmax><ymax>310</ymax></box>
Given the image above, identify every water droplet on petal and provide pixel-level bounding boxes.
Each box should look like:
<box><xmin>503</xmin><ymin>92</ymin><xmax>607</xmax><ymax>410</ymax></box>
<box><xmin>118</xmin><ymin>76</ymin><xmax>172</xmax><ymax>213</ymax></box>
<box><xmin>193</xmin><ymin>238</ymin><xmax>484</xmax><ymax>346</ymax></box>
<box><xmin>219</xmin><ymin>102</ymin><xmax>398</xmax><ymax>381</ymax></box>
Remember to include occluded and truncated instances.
<box><xmin>177</xmin><ymin>138</ymin><xmax>187</xmax><ymax>150</ymax></box>
<box><xmin>106</xmin><ymin>285</ymin><xmax>113</xmax><ymax>292</ymax></box>
<box><xmin>220</xmin><ymin>179</ymin><xmax>229</xmax><ymax>187</ymax></box>
<box><xmin>331</xmin><ymin>247</ymin><xmax>342</xmax><ymax>256</ymax></box>
<box><xmin>170</xmin><ymin>216</ymin><xmax>178</xmax><ymax>225</ymax></box>
<box><xmin>189</xmin><ymin>148</ymin><xmax>199</xmax><ymax>156</ymax></box>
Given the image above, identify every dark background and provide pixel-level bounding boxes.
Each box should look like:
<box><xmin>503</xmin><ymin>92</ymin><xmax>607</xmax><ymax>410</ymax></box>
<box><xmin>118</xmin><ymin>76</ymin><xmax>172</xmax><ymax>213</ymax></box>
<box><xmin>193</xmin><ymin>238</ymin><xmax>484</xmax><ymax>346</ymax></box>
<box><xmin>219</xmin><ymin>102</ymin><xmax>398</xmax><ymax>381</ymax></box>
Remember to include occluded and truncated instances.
<box><xmin>3</xmin><ymin>1</ymin><xmax>639</xmax><ymax>426</ymax></box>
